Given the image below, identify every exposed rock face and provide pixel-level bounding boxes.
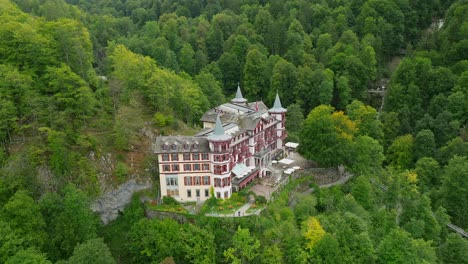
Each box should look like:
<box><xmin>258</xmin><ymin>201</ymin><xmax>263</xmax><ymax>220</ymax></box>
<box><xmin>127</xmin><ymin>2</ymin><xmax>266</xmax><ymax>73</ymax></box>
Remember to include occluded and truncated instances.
<box><xmin>91</xmin><ymin>179</ymin><xmax>152</xmax><ymax>224</ymax></box>
<box><xmin>96</xmin><ymin>152</ymin><xmax>115</xmax><ymax>191</ymax></box>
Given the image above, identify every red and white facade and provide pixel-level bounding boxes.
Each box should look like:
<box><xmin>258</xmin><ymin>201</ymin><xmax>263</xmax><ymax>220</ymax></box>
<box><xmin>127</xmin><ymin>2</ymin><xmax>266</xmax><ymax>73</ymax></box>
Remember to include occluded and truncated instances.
<box><xmin>154</xmin><ymin>87</ymin><xmax>287</xmax><ymax>202</ymax></box>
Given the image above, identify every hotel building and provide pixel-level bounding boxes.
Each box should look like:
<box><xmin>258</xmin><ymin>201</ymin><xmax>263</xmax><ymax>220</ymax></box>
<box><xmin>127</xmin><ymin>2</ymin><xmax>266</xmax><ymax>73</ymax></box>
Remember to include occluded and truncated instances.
<box><xmin>153</xmin><ymin>86</ymin><xmax>287</xmax><ymax>202</ymax></box>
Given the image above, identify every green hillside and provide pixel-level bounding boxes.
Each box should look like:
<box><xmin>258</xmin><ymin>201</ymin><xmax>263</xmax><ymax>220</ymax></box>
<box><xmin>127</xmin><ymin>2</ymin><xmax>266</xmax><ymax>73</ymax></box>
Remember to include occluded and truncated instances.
<box><xmin>0</xmin><ymin>0</ymin><xmax>466</xmax><ymax>263</ymax></box>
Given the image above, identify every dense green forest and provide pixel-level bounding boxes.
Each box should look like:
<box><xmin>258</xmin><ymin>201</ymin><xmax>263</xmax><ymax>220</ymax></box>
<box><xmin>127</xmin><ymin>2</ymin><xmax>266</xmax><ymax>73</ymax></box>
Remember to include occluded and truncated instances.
<box><xmin>0</xmin><ymin>0</ymin><xmax>467</xmax><ymax>263</ymax></box>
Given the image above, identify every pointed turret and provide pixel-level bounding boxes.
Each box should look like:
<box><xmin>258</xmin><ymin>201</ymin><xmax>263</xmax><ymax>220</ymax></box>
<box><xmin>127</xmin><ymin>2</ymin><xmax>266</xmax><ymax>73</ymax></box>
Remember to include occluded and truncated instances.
<box><xmin>213</xmin><ymin>114</ymin><xmax>225</xmax><ymax>136</ymax></box>
<box><xmin>269</xmin><ymin>91</ymin><xmax>287</xmax><ymax>113</ymax></box>
<box><xmin>269</xmin><ymin>91</ymin><xmax>287</xmax><ymax>148</ymax></box>
<box><xmin>231</xmin><ymin>83</ymin><xmax>247</xmax><ymax>104</ymax></box>
<box><xmin>208</xmin><ymin>115</ymin><xmax>232</xmax><ymax>141</ymax></box>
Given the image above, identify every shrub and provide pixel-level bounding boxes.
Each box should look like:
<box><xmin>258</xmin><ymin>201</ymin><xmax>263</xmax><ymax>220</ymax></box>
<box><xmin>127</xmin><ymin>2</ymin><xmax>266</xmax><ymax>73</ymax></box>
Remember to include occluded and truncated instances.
<box><xmin>153</xmin><ymin>112</ymin><xmax>166</xmax><ymax>127</ymax></box>
<box><xmin>113</xmin><ymin>124</ymin><xmax>129</xmax><ymax>151</ymax></box>
<box><xmin>115</xmin><ymin>162</ymin><xmax>128</xmax><ymax>181</ymax></box>
<box><xmin>256</xmin><ymin>195</ymin><xmax>267</xmax><ymax>205</ymax></box>
<box><xmin>230</xmin><ymin>192</ymin><xmax>239</xmax><ymax>201</ymax></box>
<box><xmin>205</xmin><ymin>196</ymin><xmax>218</xmax><ymax>208</ymax></box>
<box><xmin>163</xmin><ymin>196</ymin><xmax>178</xmax><ymax>205</ymax></box>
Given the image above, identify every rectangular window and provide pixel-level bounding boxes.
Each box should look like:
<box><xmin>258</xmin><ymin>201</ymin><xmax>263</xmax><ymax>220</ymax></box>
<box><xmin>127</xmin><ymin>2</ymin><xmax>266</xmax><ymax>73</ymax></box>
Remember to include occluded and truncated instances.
<box><xmin>183</xmin><ymin>154</ymin><xmax>191</xmax><ymax>161</ymax></box>
<box><xmin>171</xmin><ymin>154</ymin><xmax>179</xmax><ymax>161</ymax></box>
<box><xmin>166</xmin><ymin>189</ymin><xmax>179</xmax><ymax>196</ymax></box>
<box><xmin>185</xmin><ymin>176</ymin><xmax>192</xmax><ymax>186</ymax></box>
<box><xmin>205</xmin><ymin>189</ymin><xmax>209</xmax><ymax>197</ymax></box>
<box><xmin>193</xmin><ymin>153</ymin><xmax>200</xmax><ymax>160</ymax></box>
<box><xmin>163</xmin><ymin>165</ymin><xmax>170</xmax><ymax>172</ymax></box>
<box><xmin>214</xmin><ymin>165</ymin><xmax>222</xmax><ymax>175</ymax></box>
<box><xmin>202</xmin><ymin>153</ymin><xmax>209</xmax><ymax>160</ymax></box>
<box><xmin>184</xmin><ymin>164</ymin><xmax>191</xmax><ymax>171</ymax></box>
<box><xmin>203</xmin><ymin>176</ymin><xmax>210</xmax><ymax>185</ymax></box>
<box><xmin>216</xmin><ymin>192</ymin><xmax>221</xmax><ymax>198</ymax></box>
<box><xmin>196</xmin><ymin>189</ymin><xmax>200</xmax><ymax>197</ymax></box>
<box><xmin>224</xmin><ymin>191</ymin><xmax>228</xmax><ymax>198</ymax></box>
<box><xmin>221</xmin><ymin>177</ymin><xmax>230</xmax><ymax>187</ymax></box>
<box><xmin>166</xmin><ymin>176</ymin><xmax>178</xmax><ymax>186</ymax></box>
<box><xmin>162</xmin><ymin>154</ymin><xmax>169</xmax><ymax>161</ymax></box>
<box><xmin>202</xmin><ymin>164</ymin><xmax>209</xmax><ymax>171</ymax></box>
<box><xmin>214</xmin><ymin>178</ymin><xmax>221</xmax><ymax>187</ymax></box>
<box><xmin>195</xmin><ymin>176</ymin><xmax>201</xmax><ymax>185</ymax></box>
<box><xmin>193</xmin><ymin>164</ymin><xmax>200</xmax><ymax>171</ymax></box>
<box><xmin>172</xmin><ymin>164</ymin><xmax>179</xmax><ymax>171</ymax></box>
<box><xmin>187</xmin><ymin>190</ymin><xmax>191</xmax><ymax>198</ymax></box>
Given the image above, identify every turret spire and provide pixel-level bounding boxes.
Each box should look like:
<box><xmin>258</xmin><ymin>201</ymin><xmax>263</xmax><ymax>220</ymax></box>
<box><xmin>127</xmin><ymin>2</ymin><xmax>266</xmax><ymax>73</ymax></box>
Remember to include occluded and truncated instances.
<box><xmin>269</xmin><ymin>91</ymin><xmax>286</xmax><ymax>113</ymax></box>
<box><xmin>231</xmin><ymin>83</ymin><xmax>247</xmax><ymax>104</ymax></box>
<box><xmin>213</xmin><ymin>114</ymin><xmax>225</xmax><ymax>136</ymax></box>
<box><xmin>208</xmin><ymin>114</ymin><xmax>232</xmax><ymax>141</ymax></box>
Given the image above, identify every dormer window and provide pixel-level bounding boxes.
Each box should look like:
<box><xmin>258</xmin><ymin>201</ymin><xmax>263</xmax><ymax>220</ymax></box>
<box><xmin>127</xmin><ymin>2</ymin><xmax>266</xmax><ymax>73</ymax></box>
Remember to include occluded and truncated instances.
<box><xmin>171</xmin><ymin>143</ymin><xmax>177</xmax><ymax>150</ymax></box>
<box><xmin>193</xmin><ymin>142</ymin><xmax>199</xmax><ymax>149</ymax></box>
<box><xmin>183</xmin><ymin>142</ymin><xmax>189</xmax><ymax>150</ymax></box>
<box><xmin>162</xmin><ymin>142</ymin><xmax>168</xmax><ymax>150</ymax></box>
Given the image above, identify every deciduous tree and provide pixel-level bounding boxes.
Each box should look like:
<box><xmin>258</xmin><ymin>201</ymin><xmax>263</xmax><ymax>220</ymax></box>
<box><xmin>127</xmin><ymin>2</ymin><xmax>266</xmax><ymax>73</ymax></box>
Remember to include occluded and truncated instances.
<box><xmin>5</xmin><ymin>247</ymin><xmax>51</xmax><ymax>264</ymax></box>
<box><xmin>413</xmin><ymin>129</ymin><xmax>436</xmax><ymax>160</ymax></box>
<box><xmin>386</xmin><ymin>135</ymin><xmax>414</xmax><ymax>169</ymax></box>
<box><xmin>243</xmin><ymin>49</ymin><xmax>267</xmax><ymax>100</ymax></box>
<box><xmin>377</xmin><ymin>228</ymin><xmax>436</xmax><ymax>264</ymax></box>
<box><xmin>440</xmin><ymin>156</ymin><xmax>468</xmax><ymax>228</ymax></box>
<box><xmin>224</xmin><ymin>226</ymin><xmax>260</xmax><ymax>264</ymax></box>
<box><xmin>299</xmin><ymin>105</ymin><xmax>356</xmax><ymax>167</ymax></box>
<box><xmin>302</xmin><ymin>217</ymin><xmax>325</xmax><ymax>250</ymax></box>
<box><xmin>68</xmin><ymin>238</ymin><xmax>116</xmax><ymax>264</ymax></box>
<box><xmin>1</xmin><ymin>190</ymin><xmax>46</xmax><ymax>249</ymax></box>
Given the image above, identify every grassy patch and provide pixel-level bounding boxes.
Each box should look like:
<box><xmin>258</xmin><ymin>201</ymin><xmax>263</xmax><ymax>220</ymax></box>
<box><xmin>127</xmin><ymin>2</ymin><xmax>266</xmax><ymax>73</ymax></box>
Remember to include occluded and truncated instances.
<box><xmin>146</xmin><ymin>200</ymin><xmax>188</xmax><ymax>213</ymax></box>
<box><xmin>201</xmin><ymin>193</ymin><xmax>247</xmax><ymax>215</ymax></box>
<box><xmin>246</xmin><ymin>204</ymin><xmax>263</xmax><ymax>214</ymax></box>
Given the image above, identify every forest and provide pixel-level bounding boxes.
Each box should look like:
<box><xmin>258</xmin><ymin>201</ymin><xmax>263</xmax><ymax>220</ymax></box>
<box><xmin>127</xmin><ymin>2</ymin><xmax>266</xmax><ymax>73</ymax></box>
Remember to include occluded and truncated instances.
<box><xmin>0</xmin><ymin>0</ymin><xmax>467</xmax><ymax>263</ymax></box>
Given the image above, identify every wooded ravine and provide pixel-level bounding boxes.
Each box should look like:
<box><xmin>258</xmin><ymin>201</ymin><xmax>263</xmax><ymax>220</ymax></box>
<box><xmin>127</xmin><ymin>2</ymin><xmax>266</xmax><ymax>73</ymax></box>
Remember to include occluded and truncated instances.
<box><xmin>0</xmin><ymin>0</ymin><xmax>467</xmax><ymax>263</ymax></box>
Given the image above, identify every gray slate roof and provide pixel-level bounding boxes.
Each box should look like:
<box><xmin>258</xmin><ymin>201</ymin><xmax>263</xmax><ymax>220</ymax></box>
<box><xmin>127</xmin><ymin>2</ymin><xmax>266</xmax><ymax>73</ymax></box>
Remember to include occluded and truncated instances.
<box><xmin>195</xmin><ymin>123</ymin><xmax>238</xmax><ymax>137</ymax></box>
<box><xmin>238</xmin><ymin>116</ymin><xmax>261</xmax><ymax>131</ymax></box>
<box><xmin>154</xmin><ymin>136</ymin><xmax>209</xmax><ymax>153</ymax></box>
<box><xmin>247</xmin><ymin>101</ymin><xmax>268</xmax><ymax>113</ymax></box>
<box><xmin>201</xmin><ymin>101</ymin><xmax>267</xmax><ymax>124</ymax></box>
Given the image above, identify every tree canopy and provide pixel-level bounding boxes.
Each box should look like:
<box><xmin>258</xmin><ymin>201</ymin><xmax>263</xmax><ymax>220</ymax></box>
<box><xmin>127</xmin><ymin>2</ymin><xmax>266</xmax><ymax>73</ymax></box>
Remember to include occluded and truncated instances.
<box><xmin>0</xmin><ymin>0</ymin><xmax>466</xmax><ymax>262</ymax></box>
